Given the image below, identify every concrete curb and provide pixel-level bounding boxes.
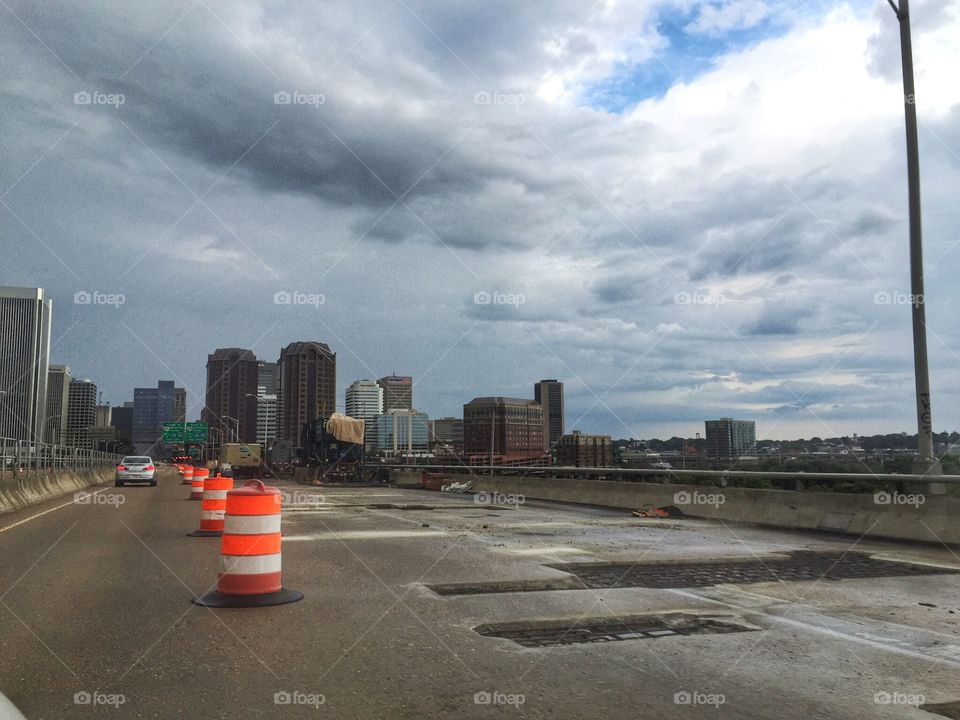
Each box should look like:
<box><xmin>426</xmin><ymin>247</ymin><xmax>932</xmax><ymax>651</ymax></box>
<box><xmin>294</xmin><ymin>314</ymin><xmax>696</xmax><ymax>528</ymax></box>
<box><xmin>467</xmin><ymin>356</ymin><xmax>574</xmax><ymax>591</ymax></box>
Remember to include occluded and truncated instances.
<box><xmin>462</xmin><ymin>475</ymin><xmax>960</xmax><ymax>546</ymax></box>
<box><xmin>0</xmin><ymin>467</ymin><xmax>114</xmax><ymax>516</ymax></box>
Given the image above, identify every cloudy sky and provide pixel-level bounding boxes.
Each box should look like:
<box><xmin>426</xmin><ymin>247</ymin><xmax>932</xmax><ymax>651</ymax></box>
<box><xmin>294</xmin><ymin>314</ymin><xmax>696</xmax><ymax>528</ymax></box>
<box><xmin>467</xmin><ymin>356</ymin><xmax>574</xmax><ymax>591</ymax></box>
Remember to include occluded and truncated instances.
<box><xmin>2</xmin><ymin>0</ymin><xmax>959</xmax><ymax>441</ymax></box>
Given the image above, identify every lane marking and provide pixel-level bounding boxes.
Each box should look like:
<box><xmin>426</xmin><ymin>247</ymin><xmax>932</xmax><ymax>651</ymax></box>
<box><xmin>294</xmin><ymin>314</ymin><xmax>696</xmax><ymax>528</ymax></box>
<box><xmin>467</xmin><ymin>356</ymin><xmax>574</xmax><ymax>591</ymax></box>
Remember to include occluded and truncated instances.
<box><xmin>501</xmin><ymin>546</ymin><xmax>592</xmax><ymax>556</ymax></box>
<box><xmin>283</xmin><ymin>530</ymin><xmax>451</xmax><ymax>541</ymax></box>
<box><xmin>0</xmin><ymin>486</ymin><xmax>113</xmax><ymax>534</ymax></box>
<box><xmin>667</xmin><ymin>588</ymin><xmax>960</xmax><ymax>670</ymax></box>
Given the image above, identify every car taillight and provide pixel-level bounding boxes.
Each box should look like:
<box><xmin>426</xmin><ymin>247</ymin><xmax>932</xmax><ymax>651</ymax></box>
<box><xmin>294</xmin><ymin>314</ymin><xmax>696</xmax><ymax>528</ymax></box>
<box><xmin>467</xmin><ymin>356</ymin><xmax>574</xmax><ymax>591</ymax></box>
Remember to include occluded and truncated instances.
<box><xmin>145</xmin><ymin>465</ymin><xmax>155</xmax><ymax>471</ymax></box>
<box><xmin>117</xmin><ymin>465</ymin><xmax>126</xmax><ymax>471</ymax></box>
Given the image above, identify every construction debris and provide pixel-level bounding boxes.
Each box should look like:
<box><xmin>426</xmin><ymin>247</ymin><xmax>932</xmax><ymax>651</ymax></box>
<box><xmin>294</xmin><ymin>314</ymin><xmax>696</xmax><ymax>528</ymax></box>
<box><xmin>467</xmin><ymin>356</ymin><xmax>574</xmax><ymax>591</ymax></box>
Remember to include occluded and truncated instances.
<box><xmin>441</xmin><ymin>481</ymin><xmax>473</xmax><ymax>494</ymax></box>
<box><xmin>632</xmin><ymin>505</ymin><xmax>684</xmax><ymax>519</ymax></box>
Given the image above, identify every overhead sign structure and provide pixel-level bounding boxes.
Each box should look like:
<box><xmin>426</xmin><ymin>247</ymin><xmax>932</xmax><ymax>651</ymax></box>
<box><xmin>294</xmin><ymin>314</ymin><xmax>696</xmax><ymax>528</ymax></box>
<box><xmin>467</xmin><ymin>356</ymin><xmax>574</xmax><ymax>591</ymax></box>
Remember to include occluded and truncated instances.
<box><xmin>162</xmin><ymin>422</ymin><xmax>208</xmax><ymax>444</ymax></box>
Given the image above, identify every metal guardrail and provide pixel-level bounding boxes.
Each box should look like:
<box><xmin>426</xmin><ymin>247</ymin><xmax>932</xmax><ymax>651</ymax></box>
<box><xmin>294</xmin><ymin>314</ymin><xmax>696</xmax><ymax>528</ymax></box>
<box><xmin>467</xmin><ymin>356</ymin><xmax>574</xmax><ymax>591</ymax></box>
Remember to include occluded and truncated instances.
<box><xmin>0</xmin><ymin>436</ymin><xmax>123</xmax><ymax>481</ymax></box>
<box><xmin>381</xmin><ymin>463</ymin><xmax>960</xmax><ymax>487</ymax></box>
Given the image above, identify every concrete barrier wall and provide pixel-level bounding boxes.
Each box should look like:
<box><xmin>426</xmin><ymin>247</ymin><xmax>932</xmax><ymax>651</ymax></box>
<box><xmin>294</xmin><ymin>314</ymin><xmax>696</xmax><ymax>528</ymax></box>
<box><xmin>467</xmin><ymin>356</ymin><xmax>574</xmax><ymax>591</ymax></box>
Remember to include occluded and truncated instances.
<box><xmin>468</xmin><ymin>475</ymin><xmax>960</xmax><ymax>546</ymax></box>
<box><xmin>0</xmin><ymin>467</ymin><xmax>114</xmax><ymax>515</ymax></box>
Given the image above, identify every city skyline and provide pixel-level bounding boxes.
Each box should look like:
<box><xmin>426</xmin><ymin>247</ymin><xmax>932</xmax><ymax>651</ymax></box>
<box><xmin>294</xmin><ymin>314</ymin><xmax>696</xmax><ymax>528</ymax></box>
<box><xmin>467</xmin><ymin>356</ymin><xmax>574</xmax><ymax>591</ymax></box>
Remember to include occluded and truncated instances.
<box><xmin>3</xmin><ymin>2</ymin><xmax>959</xmax><ymax>443</ymax></box>
<box><xmin>8</xmin><ymin>291</ymin><xmax>960</xmax><ymax>444</ymax></box>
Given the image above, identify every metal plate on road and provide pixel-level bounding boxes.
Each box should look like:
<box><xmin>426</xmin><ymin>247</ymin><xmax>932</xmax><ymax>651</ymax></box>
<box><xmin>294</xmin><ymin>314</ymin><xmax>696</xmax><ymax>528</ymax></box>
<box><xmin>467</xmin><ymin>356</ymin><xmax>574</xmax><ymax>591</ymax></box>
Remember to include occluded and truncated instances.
<box><xmin>547</xmin><ymin>551</ymin><xmax>960</xmax><ymax>589</ymax></box>
<box><xmin>475</xmin><ymin>613</ymin><xmax>758</xmax><ymax>647</ymax></box>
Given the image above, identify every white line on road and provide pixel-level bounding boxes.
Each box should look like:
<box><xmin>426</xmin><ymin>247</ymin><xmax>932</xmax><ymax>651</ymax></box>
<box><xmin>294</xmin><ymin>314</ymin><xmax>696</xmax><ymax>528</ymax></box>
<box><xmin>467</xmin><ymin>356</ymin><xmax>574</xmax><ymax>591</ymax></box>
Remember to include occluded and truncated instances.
<box><xmin>0</xmin><ymin>486</ymin><xmax>113</xmax><ymax>534</ymax></box>
<box><xmin>667</xmin><ymin>588</ymin><xmax>960</xmax><ymax>670</ymax></box>
<box><xmin>283</xmin><ymin>530</ymin><xmax>451</xmax><ymax>541</ymax></box>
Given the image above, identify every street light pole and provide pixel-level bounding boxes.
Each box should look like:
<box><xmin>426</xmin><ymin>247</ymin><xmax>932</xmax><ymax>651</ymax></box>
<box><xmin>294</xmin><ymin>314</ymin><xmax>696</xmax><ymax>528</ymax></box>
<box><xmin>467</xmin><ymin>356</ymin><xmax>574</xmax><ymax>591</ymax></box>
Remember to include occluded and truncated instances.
<box><xmin>888</xmin><ymin>0</ymin><xmax>938</xmax><ymax>476</ymax></box>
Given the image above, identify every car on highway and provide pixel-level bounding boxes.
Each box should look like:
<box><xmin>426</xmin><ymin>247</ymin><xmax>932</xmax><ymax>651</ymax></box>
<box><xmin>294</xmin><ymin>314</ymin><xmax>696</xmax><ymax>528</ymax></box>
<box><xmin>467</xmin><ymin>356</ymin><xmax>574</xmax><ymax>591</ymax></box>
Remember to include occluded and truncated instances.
<box><xmin>115</xmin><ymin>456</ymin><xmax>157</xmax><ymax>486</ymax></box>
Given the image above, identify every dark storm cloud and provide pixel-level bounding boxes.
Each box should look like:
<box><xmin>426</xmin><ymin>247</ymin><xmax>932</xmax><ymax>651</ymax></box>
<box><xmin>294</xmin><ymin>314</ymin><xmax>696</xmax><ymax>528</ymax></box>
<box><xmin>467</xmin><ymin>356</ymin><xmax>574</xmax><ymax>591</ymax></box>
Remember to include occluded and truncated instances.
<box><xmin>5</xmin><ymin>1</ymin><xmax>540</xmax><ymax>220</ymax></box>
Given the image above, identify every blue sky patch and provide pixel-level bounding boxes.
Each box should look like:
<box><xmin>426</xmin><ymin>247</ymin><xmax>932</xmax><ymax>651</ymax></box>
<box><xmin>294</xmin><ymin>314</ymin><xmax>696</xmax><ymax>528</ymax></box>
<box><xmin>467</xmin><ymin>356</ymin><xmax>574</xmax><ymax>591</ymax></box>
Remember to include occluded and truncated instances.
<box><xmin>582</xmin><ymin>4</ymin><xmax>791</xmax><ymax>112</ymax></box>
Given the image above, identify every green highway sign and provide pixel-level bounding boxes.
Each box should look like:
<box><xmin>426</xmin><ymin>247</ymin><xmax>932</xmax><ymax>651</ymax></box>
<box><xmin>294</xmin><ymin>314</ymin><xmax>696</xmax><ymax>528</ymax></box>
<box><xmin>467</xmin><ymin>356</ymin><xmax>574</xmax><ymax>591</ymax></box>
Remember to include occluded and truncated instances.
<box><xmin>161</xmin><ymin>422</ymin><xmax>208</xmax><ymax>443</ymax></box>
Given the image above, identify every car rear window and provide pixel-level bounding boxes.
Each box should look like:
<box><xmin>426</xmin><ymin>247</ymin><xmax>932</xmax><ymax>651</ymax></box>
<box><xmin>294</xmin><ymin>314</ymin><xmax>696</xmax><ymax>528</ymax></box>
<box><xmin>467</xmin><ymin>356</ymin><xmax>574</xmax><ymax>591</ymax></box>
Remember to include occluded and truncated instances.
<box><xmin>123</xmin><ymin>457</ymin><xmax>151</xmax><ymax>463</ymax></box>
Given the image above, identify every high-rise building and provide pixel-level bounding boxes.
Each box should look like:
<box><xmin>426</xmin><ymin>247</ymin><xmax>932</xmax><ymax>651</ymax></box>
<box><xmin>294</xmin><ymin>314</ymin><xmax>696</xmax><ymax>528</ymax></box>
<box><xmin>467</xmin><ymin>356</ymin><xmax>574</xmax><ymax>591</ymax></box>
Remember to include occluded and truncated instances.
<box><xmin>557</xmin><ymin>430</ymin><xmax>613</xmax><ymax>468</ymax></box>
<box><xmin>203</xmin><ymin>348</ymin><xmax>259</xmax><ymax>443</ymax></box>
<box><xmin>377</xmin><ymin>375</ymin><xmax>412</xmax><ymax>413</ymax></box>
<box><xmin>132</xmin><ymin>380</ymin><xmax>186</xmax><ymax>453</ymax></box>
<box><xmin>257</xmin><ymin>360</ymin><xmax>280</xmax><ymax>396</ymax></box>
<box><xmin>376</xmin><ymin>409</ymin><xmax>429</xmax><ymax>453</ymax></box>
<box><xmin>255</xmin><ymin>360</ymin><xmax>280</xmax><ymax>447</ymax></box>
<box><xmin>534</xmin><ymin>379</ymin><xmax>564</xmax><ymax>452</ymax></box>
<box><xmin>463</xmin><ymin>397</ymin><xmax>545</xmax><ymax>464</ymax></box>
<box><xmin>346</xmin><ymin>379</ymin><xmax>383</xmax><ymax>450</ymax></box>
<box><xmin>44</xmin><ymin>364</ymin><xmax>71</xmax><ymax>443</ymax></box>
<box><xmin>256</xmin><ymin>394</ymin><xmax>278</xmax><ymax>446</ymax></box>
<box><xmin>278</xmin><ymin>342</ymin><xmax>336</xmax><ymax>444</ymax></box>
<box><xmin>112</xmin><ymin>401</ymin><xmax>134</xmax><ymax>443</ymax></box>
<box><xmin>705</xmin><ymin>418</ymin><xmax>757</xmax><ymax>461</ymax></box>
<box><xmin>0</xmin><ymin>287</ymin><xmax>51</xmax><ymax>441</ymax></box>
<box><xmin>66</xmin><ymin>378</ymin><xmax>98</xmax><ymax>448</ymax></box>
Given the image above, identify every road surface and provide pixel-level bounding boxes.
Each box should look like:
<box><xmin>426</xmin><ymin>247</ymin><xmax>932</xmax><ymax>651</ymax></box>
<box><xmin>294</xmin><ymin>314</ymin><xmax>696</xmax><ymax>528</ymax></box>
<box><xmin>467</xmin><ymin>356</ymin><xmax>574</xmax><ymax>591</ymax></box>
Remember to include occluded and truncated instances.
<box><xmin>2</xmin><ymin>468</ymin><xmax>959</xmax><ymax>718</ymax></box>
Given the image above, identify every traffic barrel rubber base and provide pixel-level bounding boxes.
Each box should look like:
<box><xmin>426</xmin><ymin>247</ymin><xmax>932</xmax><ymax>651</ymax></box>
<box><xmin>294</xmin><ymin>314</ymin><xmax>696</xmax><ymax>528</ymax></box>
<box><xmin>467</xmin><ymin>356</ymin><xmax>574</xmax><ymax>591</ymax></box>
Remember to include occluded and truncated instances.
<box><xmin>192</xmin><ymin>588</ymin><xmax>303</xmax><ymax>608</ymax></box>
<box><xmin>187</xmin><ymin>529</ymin><xmax>222</xmax><ymax>537</ymax></box>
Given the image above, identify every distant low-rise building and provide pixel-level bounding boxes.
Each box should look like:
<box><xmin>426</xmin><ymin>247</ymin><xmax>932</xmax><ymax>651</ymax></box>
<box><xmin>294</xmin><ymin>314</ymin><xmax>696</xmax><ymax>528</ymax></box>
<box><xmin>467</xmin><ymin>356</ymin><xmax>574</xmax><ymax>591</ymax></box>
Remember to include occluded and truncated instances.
<box><xmin>557</xmin><ymin>430</ymin><xmax>612</xmax><ymax>467</ymax></box>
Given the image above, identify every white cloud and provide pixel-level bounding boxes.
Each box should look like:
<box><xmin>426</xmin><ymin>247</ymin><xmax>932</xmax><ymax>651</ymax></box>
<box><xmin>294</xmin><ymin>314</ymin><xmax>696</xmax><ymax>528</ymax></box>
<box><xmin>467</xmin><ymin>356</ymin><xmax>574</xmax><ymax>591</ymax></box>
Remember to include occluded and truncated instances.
<box><xmin>686</xmin><ymin>0</ymin><xmax>771</xmax><ymax>35</ymax></box>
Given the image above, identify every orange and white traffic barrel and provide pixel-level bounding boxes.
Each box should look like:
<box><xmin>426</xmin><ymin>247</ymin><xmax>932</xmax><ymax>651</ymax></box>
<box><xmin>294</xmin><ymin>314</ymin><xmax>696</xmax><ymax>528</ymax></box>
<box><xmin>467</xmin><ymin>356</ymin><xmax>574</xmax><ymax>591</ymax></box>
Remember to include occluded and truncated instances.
<box><xmin>193</xmin><ymin>479</ymin><xmax>302</xmax><ymax>607</ymax></box>
<box><xmin>190</xmin><ymin>468</ymin><xmax>208</xmax><ymax>500</ymax></box>
<box><xmin>188</xmin><ymin>473</ymin><xmax>234</xmax><ymax>537</ymax></box>
<box><xmin>181</xmin><ymin>466</ymin><xmax>193</xmax><ymax>486</ymax></box>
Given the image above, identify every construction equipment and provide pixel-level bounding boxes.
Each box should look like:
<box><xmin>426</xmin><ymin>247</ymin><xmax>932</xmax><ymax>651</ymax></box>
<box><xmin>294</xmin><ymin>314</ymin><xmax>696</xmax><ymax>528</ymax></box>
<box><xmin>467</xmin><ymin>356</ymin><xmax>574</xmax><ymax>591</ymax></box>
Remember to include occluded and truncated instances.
<box><xmin>298</xmin><ymin>413</ymin><xmax>373</xmax><ymax>483</ymax></box>
<box><xmin>218</xmin><ymin>443</ymin><xmax>263</xmax><ymax>479</ymax></box>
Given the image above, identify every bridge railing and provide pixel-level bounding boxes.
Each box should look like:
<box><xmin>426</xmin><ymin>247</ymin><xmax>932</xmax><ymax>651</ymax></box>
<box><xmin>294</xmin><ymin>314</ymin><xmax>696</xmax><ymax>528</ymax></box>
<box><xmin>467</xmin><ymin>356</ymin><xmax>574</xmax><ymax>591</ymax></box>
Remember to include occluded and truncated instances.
<box><xmin>379</xmin><ymin>463</ymin><xmax>960</xmax><ymax>492</ymax></box>
<box><xmin>0</xmin><ymin>436</ymin><xmax>124</xmax><ymax>482</ymax></box>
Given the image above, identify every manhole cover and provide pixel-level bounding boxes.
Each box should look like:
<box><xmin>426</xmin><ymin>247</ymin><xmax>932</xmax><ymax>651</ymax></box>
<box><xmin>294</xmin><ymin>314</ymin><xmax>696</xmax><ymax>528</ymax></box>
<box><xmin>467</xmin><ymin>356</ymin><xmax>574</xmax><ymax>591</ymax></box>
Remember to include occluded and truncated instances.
<box><xmin>548</xmin><ymin>551</ymin><xmax>959</xmax><ymax>589</ymax></box>
<box><xmin>475</xmin><ymin>613</ymin><xmax>758</xmax><ymax>647</ymax></box>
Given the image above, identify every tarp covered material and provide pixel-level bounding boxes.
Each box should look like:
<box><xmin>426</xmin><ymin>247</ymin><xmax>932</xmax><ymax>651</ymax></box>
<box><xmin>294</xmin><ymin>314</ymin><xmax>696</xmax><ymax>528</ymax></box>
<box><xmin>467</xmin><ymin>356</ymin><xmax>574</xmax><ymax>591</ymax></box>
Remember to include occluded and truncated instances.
<box><xmin>326</xmin><ymin>413</ymin><xmax>365</xmax><ymax>444</ymax></box>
